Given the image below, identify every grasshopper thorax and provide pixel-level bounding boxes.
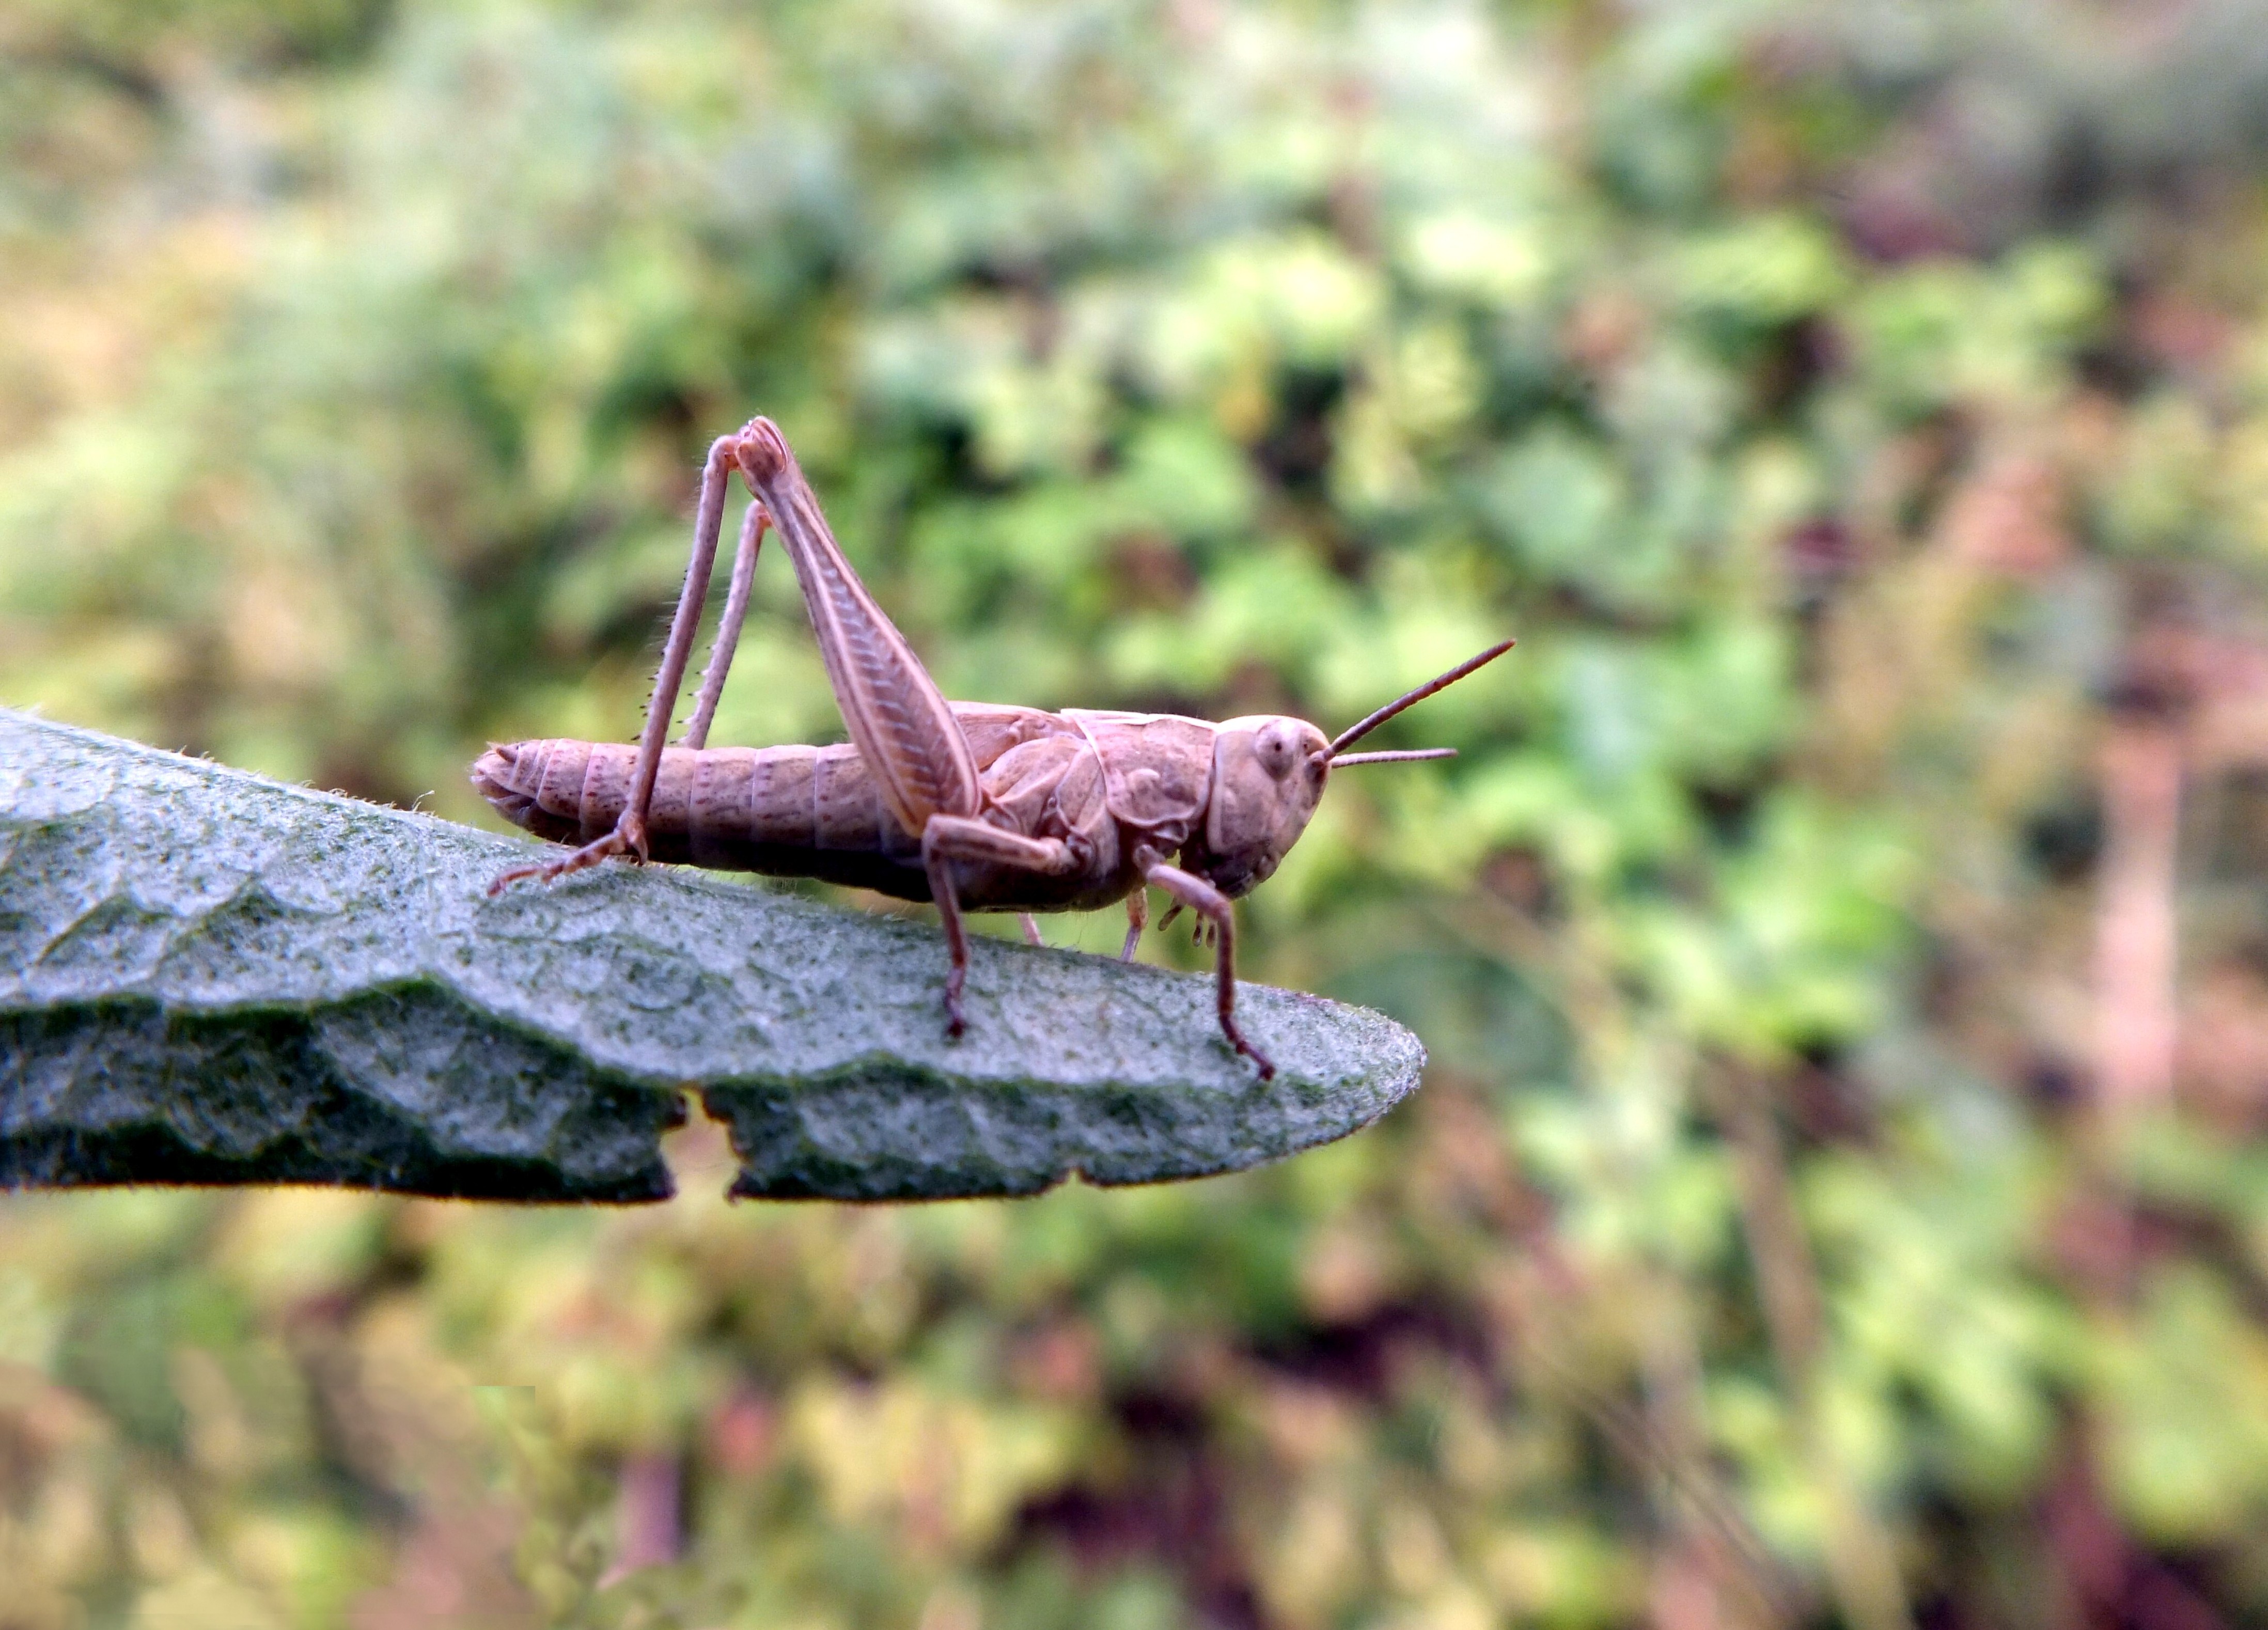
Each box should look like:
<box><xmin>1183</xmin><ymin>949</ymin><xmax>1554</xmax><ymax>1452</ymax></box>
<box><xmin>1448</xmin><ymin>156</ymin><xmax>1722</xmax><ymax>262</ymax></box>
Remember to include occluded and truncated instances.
<box><xmin>1185</xmin><ymin>715</ymin><xmax>1332</xmax><ymax>898</ymax></box>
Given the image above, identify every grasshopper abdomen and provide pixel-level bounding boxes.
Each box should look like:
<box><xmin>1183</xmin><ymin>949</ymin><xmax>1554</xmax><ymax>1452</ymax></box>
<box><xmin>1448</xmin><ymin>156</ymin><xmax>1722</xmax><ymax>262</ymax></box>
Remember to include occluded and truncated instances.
<box><xmin>474</xmin><ymin>738</ymin><xmax>925</xmax><ymax>891</ymax></box>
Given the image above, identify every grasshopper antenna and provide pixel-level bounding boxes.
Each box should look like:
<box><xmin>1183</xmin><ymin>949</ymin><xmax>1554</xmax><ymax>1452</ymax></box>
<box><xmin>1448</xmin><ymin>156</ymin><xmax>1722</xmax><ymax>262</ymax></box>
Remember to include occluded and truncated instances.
<box><xmin>1331</xmin><ymin>747</ymin><xmax>1459</xmax><ymax>766</ymax></box>
<box><xmin>1325</xmin><ymin>638</ymin><xmax>1515</xmax><ymax>762</ymax></box>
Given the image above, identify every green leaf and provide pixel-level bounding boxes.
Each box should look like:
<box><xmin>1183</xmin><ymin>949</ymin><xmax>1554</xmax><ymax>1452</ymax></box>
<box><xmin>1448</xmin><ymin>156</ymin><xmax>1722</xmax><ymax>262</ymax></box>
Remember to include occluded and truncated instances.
<box><xmin>0</xmin><ymin>711</ymin><xmax>1424</xmax><ymax>1203</ymax></box>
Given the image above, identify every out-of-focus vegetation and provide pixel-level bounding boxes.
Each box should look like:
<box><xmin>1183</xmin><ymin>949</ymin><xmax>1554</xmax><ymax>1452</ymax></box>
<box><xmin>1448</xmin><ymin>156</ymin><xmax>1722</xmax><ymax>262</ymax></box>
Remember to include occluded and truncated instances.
<box><xmin>8</xmin><ymin>0</ymin><xmax>2268</xmax><ymax>1624</ymax></box>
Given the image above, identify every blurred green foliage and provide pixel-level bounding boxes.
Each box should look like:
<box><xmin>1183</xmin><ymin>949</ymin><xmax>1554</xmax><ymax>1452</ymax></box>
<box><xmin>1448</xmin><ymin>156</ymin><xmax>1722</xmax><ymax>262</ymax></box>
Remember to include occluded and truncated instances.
<box><xmin>9</xmin><ymin>0</ymin><xmax>2268</xmax><ymax>1624</ymax></box>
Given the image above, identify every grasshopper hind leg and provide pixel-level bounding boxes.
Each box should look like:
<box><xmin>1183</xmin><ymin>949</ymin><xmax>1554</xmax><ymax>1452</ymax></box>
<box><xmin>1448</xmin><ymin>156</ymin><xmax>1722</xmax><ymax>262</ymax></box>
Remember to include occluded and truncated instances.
<box><xmin>682</xmin><ymin>498</ymin><xmax>769</xmax><ymax>751</ymax></box>
<box><xmin>487</xmin><ymin>827</ymin><xmax>638</xmax><ymax>896</ymax></box>
<box><xmin>488</xmin><ymin>434</ymin><xmax>752</xmax><ymax>896</ymax></box>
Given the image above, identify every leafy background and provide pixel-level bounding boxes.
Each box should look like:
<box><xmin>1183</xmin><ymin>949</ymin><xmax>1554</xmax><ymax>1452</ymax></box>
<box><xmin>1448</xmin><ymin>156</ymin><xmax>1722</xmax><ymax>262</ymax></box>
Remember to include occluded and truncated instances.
<box><xmin>7</xmin><ymin>0</ymin><xmax>2268</xmax><ymax>1625</ymax></box>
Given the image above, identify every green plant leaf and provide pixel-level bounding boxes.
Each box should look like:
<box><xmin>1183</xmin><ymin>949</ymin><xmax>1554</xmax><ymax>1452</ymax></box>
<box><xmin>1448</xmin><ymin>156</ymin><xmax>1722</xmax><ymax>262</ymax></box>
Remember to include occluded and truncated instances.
<box><xmin>0</xmin><ymin>711</ymin><xmax>1424</xmax><ymax>1202</ymax></box>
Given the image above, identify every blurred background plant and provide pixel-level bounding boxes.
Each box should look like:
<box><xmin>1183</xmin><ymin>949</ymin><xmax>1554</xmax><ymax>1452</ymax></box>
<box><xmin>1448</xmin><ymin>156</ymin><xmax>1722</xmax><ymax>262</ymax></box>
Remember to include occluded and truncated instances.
<box><xmin>8</xmin><ymin>0</ymin><xmax>2268</xmax><ymax>1624</ymax></box>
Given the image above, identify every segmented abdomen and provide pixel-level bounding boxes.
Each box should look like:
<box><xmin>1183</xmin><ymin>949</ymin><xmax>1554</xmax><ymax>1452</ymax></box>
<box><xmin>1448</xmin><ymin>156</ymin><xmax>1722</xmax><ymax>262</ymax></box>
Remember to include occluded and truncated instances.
<box><xmin>473</xmin><ymin>738</ymin><xmax>920</xmax><ymax>873</ymax></box>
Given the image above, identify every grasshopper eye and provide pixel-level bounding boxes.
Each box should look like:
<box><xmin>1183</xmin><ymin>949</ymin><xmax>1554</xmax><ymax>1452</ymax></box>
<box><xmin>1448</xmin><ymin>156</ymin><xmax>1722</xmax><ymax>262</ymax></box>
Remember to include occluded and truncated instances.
<box><xmin>1255</xmin><ymin>723</ymin><xmax>1301</xmax><ymax>779</ymax></box>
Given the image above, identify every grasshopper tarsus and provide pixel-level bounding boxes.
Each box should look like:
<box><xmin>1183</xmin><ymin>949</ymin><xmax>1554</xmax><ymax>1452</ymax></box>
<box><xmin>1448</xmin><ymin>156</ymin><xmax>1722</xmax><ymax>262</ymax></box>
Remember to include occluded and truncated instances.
<box><xmin>1118</xmin><ymin>890</ymin><xmax>1146</xmax><ymax>962</ymax></box>
<box><xmin>925</xmin><ymin>834</ymin><xmax>974</xmax><ymax>1042</ymax></box>
<box><xmin>488</xmin><ymin>817</ymin><xmax>641</xmax><ymax>897</ymax></box>
<box><xmin>476</xmin><ymin>414</ymin><xmax>1514</xmax><ymax>1075</ymax></box>
<box><xmin>943</xmin><ymin>967</ymin><xmax>969</xmax><ymax>1038</ymax></box>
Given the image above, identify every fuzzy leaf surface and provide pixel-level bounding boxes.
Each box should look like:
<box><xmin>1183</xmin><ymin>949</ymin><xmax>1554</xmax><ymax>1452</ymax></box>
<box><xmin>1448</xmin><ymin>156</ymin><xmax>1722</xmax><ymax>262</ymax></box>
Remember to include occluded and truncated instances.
<box><xmin>0</xmin><ymin>711</ymin><xmax>1425</xmax><ymax>1201</ymax></box>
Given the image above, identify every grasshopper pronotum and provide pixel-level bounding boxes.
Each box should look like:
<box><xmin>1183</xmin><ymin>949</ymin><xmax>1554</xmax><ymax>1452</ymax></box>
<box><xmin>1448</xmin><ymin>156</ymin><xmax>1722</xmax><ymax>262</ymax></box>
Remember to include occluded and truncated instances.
<box><xmin>476</xmin><ymin>416</ymin><xmax>1511</xmax><ymax>1077</ymax></box>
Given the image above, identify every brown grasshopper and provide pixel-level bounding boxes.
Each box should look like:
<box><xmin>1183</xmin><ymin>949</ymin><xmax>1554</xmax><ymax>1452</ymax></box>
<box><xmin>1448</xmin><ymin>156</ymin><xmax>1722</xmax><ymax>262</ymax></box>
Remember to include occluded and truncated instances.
<box><xmin>474</xmin><ymin>416</ymin><xmax>1511</xmax><ymax>1078</ymax></box>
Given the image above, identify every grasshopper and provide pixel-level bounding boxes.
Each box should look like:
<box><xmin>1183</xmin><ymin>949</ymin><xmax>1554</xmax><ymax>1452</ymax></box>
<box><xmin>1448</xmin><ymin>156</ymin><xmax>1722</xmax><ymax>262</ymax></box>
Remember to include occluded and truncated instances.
<box><xmin>475</xmin><ymin>416</ymin><xmax>1511</xmax><ymax>1078</ymax></box>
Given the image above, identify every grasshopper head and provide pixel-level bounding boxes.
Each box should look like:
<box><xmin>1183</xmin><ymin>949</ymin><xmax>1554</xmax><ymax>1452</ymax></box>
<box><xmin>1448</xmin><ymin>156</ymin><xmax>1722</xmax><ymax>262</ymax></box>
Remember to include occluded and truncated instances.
<box><xmin>1190</xmin><ymin>716</ymin><xmax>1332</xmax><ymax>897</ymax></box>
<box><xmin>1185</xmin><ymin>639</ymin><xmax>1518</xmax><ymax>898</ymax></box>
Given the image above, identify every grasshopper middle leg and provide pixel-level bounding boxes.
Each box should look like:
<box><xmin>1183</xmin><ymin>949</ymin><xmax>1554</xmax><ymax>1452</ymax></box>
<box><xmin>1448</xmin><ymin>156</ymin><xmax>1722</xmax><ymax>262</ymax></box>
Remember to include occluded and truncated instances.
<box><xmin>920</xmin><ymin>816</ymin><xmax>1076</xmax><ymax>1035</ymax></box>
<box><xmin>1119</xmin><ymin>889</ymin><xmax>1147</xmax><ymax>962</ymax></box>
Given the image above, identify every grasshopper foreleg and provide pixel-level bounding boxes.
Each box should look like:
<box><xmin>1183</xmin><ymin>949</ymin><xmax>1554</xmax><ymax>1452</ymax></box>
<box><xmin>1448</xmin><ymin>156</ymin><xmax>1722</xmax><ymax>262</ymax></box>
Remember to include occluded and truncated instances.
<box><xmin>1119</xmin><ymin>889</ymin><xmax>1147</xmax><ymax>962</ymax></box>
<box><xmin>1134</xmin><ymin>844</ymin><xmax>1273</xmax><ymax>1079</ymax></box>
